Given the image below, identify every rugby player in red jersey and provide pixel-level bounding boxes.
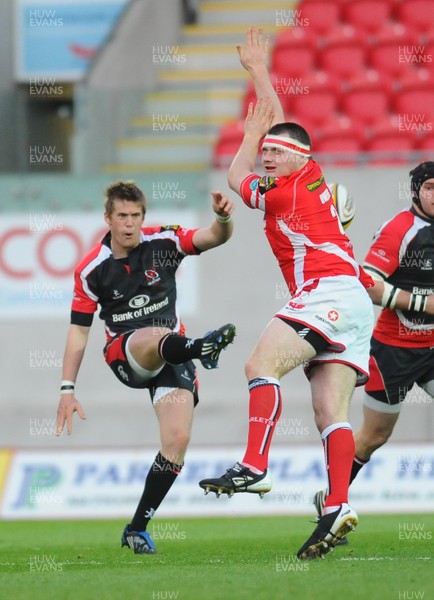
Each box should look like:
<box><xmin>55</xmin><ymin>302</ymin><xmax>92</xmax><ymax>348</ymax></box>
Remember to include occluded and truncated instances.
<box><xmin>199</xmin><ymin>27</ymin><xmax>375</xmax><ymax>560</ymax></box>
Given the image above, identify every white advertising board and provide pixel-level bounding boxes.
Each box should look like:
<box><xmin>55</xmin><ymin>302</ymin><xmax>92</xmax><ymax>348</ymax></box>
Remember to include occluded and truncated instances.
<box><xmin>1</xmin><ymin>444</ymin><xmax>433</xmax><ymax>519</ymax></box>
<box><xmin>0</xmin><ymin>212</ymin><xmax>198</xmax><ymax>318</ymax></box>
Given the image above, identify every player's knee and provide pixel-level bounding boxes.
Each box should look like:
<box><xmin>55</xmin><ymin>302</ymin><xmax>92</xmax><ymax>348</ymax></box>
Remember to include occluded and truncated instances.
<box><xmin>245</xmin><ymin>356</ymin><xmax>260</xmax><ymax>381</ymax></box>
<box><xmin>245</xmin><ymin>355</ymin><xmax>281</xmax><ymax>380</ymax></box>
<box><xmin>165</xmin><ymin>428</ymin><xmax>190</xmax><ymax>453</ymax></box>
<box><xmin>362</xmin><ymin>426</ymin><xmax>393</xmax><ymax>452</ymax></box>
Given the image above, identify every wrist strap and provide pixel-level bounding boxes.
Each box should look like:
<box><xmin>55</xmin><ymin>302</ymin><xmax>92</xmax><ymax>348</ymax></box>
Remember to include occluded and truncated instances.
<box><xmin>60</xmin><ymin>380</ymin><xmax>75</xmax><ymax>395</ymax></box>
<box><xmin>408</xmin><ymin>293</ymin><xmax>427</xmax><ymax>312</ymax></box>
<box><xmin>215</xmin><ymin>213</ymin><xmax>232</xmax><ymax>223</ymax></box>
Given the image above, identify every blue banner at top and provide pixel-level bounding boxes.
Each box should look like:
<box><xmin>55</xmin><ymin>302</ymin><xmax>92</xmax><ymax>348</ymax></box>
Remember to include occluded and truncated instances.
<box><xmin>15</xmin><ymin>0</ymin><xmax>128</xmax><ymax>81</ymax></box>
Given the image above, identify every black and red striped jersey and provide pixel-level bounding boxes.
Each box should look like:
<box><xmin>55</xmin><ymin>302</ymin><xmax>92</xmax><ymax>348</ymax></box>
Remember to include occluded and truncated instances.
<box><xmin>71</xmin><ymin>225</ymin><xmax>200</xmax><ymax>340</ymax></box>
<box><xmin>364</xmin><ymin>207</ymin><xmax>434</xmax><ymax>347</ymax></box>
<box><xmin>240</xmin><ymin>159</ymin><xmax>373</xmax><ymax>295</ymax></box>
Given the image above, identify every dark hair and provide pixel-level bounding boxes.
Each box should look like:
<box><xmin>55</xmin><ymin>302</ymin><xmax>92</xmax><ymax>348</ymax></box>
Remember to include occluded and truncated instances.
<box><xmin>268</xmin><ymin>122</ymin><xmax>311</xmax><ymax>148</ymax></box>
<box><xmin>104</xmin><ymin>181</ymin><xmax>146</xmax><ymax>215</ymax></box>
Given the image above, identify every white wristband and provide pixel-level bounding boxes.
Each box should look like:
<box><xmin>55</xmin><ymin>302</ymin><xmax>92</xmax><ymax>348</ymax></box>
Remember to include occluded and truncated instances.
<box><xmin>215</xmin><ymin>213</ymin><xmax>232</xmax><ymax>223</ymax></box>
<box><xmin>60</xmin><ymin>380</ymin><xmax>75</xmax><ymax>395</ymax></box>
<box><xmin>380</xmin><ymin>282</ymin><xmax>399</xmax><ymax>309</ymax></box>
<box><xmin>408</xmin><ymin>293</ymin><xmax>427</xmax><ymax>312</ymax></box>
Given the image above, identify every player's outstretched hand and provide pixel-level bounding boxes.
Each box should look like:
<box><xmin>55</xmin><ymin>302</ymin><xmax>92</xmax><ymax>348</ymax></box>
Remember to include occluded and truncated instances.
<box><xmin>244</xmin><ymin>96</ymin><xmax>274</xmax><ymax>137</ymax></box>
<box><xmin>56</xmin><ymin>395</ymin><xmax>86</xmax><ymax>436</ymax></box>
<box><xmin>211</xmin><ymin>191</ymin><xmax>235</xmax><ymax>219</ymax></box>
<box><xmin>236</xmin><ymin>26</ymin><xmax>270</xmax><ymax>72</ymax></box>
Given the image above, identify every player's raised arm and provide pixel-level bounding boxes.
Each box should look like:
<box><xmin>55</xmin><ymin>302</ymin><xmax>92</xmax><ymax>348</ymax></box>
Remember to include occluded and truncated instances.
<box><xmin>228</xmin><ymin>97</ymin><xmax>274</xmax><ymax>196</ymax></box>
<box><xmin>192</xmin><ymin>192</ymin><xmax>235</xmax><ymax>251</ymax></box>
<box><xmin>237</xmin><ymin>26</ymin><xmax>285</xmax><ymax>125</ymax></box>
<box><xmin>56</xmin><ymin>324</ymin><xmax>89</xmax><ymax>436</ymax></box>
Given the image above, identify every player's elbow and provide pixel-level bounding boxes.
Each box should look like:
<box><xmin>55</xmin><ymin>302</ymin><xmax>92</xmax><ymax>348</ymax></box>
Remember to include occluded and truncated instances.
<box><xmin>227</xmin><ymin>171</ymin><xmax>241</xmax><ymax>196</ymax></box>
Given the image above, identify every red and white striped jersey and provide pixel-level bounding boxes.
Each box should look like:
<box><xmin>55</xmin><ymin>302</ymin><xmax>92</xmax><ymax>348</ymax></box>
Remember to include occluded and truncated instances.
<box><xmin>364</xmin><ymin>208</ymin><xmax>434</xmax><ymax>347</ymax></box>
<box><xmin>240</xmin><ymin>159</ymin><xmax>372</xmax><ymax>295</ymax></box>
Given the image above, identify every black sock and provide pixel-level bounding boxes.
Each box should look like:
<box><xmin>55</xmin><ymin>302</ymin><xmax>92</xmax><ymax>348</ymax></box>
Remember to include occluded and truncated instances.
<box><xmin>158</xmin><ymin>333</ymin><xmax>203</xmax><ymax>364</ymax></box>
<box><xmin>129</xmin><ymin>452</ymin><xmax>183</xmax><ymax>532</ymax></box>
<box><xmin>349</xmin><ymin>455</ymin><xmax>369</xmax><ymax>484</ymax></box>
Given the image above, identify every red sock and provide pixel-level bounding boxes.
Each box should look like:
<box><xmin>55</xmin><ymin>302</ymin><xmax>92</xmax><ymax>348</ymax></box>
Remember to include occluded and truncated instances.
<box><xmin>322</xmin><ymin>423</ymin><xmax>355</xmax><ymax>509</ymax></box>
<box><xmin>242</xmin><ymin>377</ymin><xmax>282</xmax><ymax>472</ymax></box>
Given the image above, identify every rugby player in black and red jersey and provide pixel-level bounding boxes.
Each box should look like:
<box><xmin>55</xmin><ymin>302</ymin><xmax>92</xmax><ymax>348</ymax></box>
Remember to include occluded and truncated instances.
<box><xmin>56</xmin><ymin>181</ymin><xmax>236</xmax><ymax>554</ymax></box>
<box><xmin>315</xmin><ymin>162</ymin><xmax>434</xmax><ymax>526</ymax></box>
<box><xmin>199</xmin><ymin>28</ymin><xmax>375</xmax><ymax>560</ymax></box>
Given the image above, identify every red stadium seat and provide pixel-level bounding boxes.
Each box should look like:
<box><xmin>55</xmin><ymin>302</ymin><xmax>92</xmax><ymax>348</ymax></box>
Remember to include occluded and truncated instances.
<box><xmin>368</xmin><ymin>23</ymin><xmax>420</xmax><ymax>77</ymax></box>
<box><xmin>365</xmin><ymin>115</ymin><xmax>417</xmax><ymax>163</ymax></box>
<box><xmin>271</xmin><ymin>28</ymin><xmax>318</xmax><ymax>78</ymax></box>
<box><xmin>343</xmin><ymin>0</ymin><xmax>394</xmax><ymax>35</ymax></box>
<box><xmin>393</xmin><ymin>69</ymin><xmax>434</xmax><ymax>120</ymax></box>
<box><xmin>314</xmin><ymin>116</ymin><xmax>366</xmax><ymax>165</ymax></box>
<box><xmin>297</xmin><ymin>0</ymin><xmax>343</xmax><ymax>37</ymax></box>
<box><xmin>341</xmin><ymin>69</ymin><xmax>392</xmax><ymax>124</ymax></box>
<box><xmin>289</xmin><ymin>72</ymin><xmax>340</xmax><ymax>126</ymax></box>
<box><xmin>420</xmin><ymin>32</ymin><xmax>434</xmax><ymax>70</ymax></box>
<box><xmin>397</xmin><ymin>0</ymin><xmax>434</xmax><ymax>35</ymax></box>
<box><xmin>212</xmin><ymin>120</ymin><xmax>244</xmax><ymax>168</ymax></box>
<box><xmin>273</xmin><ymin>25</ymin><xmax>316</xmax><ymax>49</ymax></box>
<box><xmin>319</xmin><ymin>26</ymin><xmax>368</xmax><ymax>80</ymax></box>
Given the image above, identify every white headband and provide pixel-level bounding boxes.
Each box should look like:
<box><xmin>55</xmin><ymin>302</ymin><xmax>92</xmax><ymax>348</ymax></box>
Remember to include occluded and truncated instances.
<box><xmin>261</xmin><ymin>134</ymin><xmax>311</xmax><ymax>157</ymax></box>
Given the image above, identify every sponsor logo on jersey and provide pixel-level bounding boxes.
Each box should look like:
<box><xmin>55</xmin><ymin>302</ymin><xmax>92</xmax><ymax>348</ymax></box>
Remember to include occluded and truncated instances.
<box><xmin>319</xmin><ymin>188</ymin><xmax>331</xmax><ymax>204</ymax></box>
<box><xmin>258</xmin><ymin>176</ymin><xmax>277</xmax><ymax>193</ymax></box>
<box><xmin>181</xmin><ymin>369</ymin><xmax>191</xmax><ymax>381</ymax></box>
<box><xmin>161</xmin><ymin>225</ymin><xmax>180</xmax><ymax>232</ymax></box>
<box><xmin>118</xmin><ymin>365</ymin><xmax>129</xmax><ymax>381</ymax></box>
<box><xmin>112</xmin><ymin>297</ymin><xmax>169</xmax><ymax>322</ymax></box>
<box><xmin>144</xmin><ymin>269</ymin><xmax>161</xmax><ymax>286</ymax></box>
<box><xmin>372</xmin><ymin>249</ymin><xmax>390</xmax><ymax>263</ymax></box>
<box><xmin>327</xmin><ymin>310</ymin><xmax>339</xmax><ymax>322</ymax></box>
<box><xmin>306</xmin><ymin>175</ymin><xmax>324</xmax><ymax>192</ymax></box>
<box><xmin>129</xmin><ymin>294</ymin><xmax>150</xmax><ymax>308</ymax></box>
<box><xmin>112</xmin><ymin>289</ymin><xmax>123</xmax><ymax>299</ymax></box>
<box><xmin>314</xmin><ymin>313</ymin><xmax>339</xmax><ymax>332</ymax></box>
<box><xmin>249</xmin><ymin>178</ymin><xmax>259</xmax><ymax>191</ymax></box>
<box><xmin>413</xmin><ymin>286</ymin><xmax>433</xmax><ymax>295</ymax></box>
<box><xmin>288</xmin><ymin>300</ymin><xmax>305</xmax><ymax>310</ymax></box>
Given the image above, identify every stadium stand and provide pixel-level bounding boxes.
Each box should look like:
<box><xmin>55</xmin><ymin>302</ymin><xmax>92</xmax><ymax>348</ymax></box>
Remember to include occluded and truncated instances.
<box><xmin>97</xmin><ymin>0</ymin><xmax>290</xmax><ymax>173</ymax></box>
<box><xmin>342</xmin><ymin>0</ymin><xmax>394</xmax><ymax>35</ymax></box>
<box><xmin>340</xmin><ymin>70</ymin><xmax>392</xmax><ymax>126</ymax></box>
<box><xmin>288</xmin><ymin>71</ymin><xmax>339</xmax><ymax>127</ymax></box>
<box><xmin>365</xmin><ymin>114</ymin><xmax>418</xmax><ymax>164</ymax></box>
<box><xmin>293</xmin><ymin>0</ymin><xmax>343</xmax><ymax>36</ymax></box>
<box><xmin>71</xmin><ymin>0</ymin><xmax>434</xmax><ymax>171</ymax></box>
<box><xmin>313</xmin><ymin>115</ymin><xmax>365</xmax><ymax>165</ymax></box>
<box><xmin>396</xmin><ymin>0</ymin><xmax>434</xmax><ymax>35</ymax></box>
<box><xmin>211</xmin><ymin>0</ymin><xmax>434</xmax><ymax>168</ymax></box>
<box><xmin>270</xmin><ymin>28</ymin><xmax>317</xmax><ymax>78</ymax></box>
<box><xmin>318</xmin><ymin>25</ymin><xmax>368</xmax><ymax>79</ymax></box>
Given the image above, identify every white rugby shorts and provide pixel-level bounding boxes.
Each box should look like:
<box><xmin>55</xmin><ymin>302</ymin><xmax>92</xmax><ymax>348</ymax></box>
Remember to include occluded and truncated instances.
<box><xmin>275</xmin><ymin>275</ymin><xmax>375</xmax><ymax>385</ymax></box>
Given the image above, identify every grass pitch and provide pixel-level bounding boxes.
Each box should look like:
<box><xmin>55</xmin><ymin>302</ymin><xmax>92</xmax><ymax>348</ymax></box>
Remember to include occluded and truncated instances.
<box><xmin>0</xmin><ymin>514</ymin><xmax>432</xmax><ymax>600</ymax></box>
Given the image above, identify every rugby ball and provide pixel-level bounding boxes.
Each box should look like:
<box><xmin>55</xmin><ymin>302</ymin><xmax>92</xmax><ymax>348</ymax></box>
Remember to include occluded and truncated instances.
<box><xmin>329</xmin><ymin>182</ymin><xmax>355</xmax><ymax>229</ymax></box>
